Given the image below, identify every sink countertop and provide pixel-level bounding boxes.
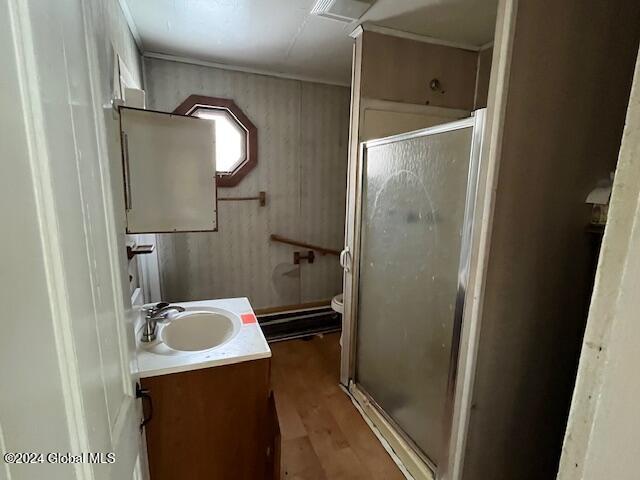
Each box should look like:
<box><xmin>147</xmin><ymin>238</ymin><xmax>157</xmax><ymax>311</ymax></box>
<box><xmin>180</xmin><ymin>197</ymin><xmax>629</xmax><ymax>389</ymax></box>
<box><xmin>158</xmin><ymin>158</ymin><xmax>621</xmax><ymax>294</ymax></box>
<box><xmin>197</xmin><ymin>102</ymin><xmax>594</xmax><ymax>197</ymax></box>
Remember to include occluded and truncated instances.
<box><xmin>135</xmin><ymin>297</ymin><xmax>271</xmax><ymax>378</ymax></box>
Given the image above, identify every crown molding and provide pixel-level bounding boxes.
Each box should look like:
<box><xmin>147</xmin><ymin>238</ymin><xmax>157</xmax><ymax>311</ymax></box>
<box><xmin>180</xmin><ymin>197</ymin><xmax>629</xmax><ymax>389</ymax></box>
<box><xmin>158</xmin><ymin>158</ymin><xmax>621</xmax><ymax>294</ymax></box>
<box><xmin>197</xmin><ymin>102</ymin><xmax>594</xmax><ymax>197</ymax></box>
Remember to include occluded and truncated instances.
<box><xmin>350</xmin><ymin>22</ymin><xmax>484</xmax><ymax>52</ymax></box>
<box><xmin>143</xmin><ymin>52</ymin><xmax>351</xmax><ymax>88</ymax></box>
<box><xmin>349</xmin><ymin>24</ymin><xmax>364</xmax><ymax>39</ymax></box>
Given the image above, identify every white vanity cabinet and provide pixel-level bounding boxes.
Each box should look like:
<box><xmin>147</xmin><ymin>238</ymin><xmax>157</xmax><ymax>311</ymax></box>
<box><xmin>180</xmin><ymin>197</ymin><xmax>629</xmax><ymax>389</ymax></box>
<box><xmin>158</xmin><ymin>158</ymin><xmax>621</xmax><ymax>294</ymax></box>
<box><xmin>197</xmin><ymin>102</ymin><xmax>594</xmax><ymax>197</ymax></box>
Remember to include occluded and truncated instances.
<box><xmin>119</xmin><ymin>107</ymin><xmax>217</xmax><ymax>233</ymax></box>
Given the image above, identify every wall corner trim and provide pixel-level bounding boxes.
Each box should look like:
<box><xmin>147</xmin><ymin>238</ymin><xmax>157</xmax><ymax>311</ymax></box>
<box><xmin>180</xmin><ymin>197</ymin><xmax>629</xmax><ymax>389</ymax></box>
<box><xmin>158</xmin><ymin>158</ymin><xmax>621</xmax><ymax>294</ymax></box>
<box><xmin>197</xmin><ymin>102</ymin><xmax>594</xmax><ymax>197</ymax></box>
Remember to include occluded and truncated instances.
<box><xmin>117</xmin><ymin>0</ymin><xmax>143</xmax><ymax>51</ymax></box>
<box><xmin>446</xmin><ymin>0</ymin><xmax>519</xmax><ymax>478</ymax></box>
<box><xmin>479</xmin><ymin>41</ymin><xmax>494</xmax><ymax>51</ymax></box>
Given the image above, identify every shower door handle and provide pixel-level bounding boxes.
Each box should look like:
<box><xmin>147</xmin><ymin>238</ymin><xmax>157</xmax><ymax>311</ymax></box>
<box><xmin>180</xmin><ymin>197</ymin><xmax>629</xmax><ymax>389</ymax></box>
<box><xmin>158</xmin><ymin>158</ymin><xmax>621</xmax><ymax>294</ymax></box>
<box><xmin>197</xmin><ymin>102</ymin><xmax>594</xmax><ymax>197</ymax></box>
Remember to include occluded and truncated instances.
<box><xmin>340</xmin><ymin>247</ymin><xmax>352</xmax><ymax>273</ymax></box>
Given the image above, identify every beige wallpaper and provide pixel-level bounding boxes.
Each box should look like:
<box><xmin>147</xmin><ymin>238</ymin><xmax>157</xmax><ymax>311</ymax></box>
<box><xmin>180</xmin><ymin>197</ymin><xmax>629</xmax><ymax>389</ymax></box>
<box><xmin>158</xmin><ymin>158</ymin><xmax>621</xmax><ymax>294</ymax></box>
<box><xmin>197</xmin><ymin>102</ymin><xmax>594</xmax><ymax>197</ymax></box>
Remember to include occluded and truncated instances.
<box><xmin>143</xmin><ymin>57</ymin><xmax>350</xmax><ymax>309</ymax></box>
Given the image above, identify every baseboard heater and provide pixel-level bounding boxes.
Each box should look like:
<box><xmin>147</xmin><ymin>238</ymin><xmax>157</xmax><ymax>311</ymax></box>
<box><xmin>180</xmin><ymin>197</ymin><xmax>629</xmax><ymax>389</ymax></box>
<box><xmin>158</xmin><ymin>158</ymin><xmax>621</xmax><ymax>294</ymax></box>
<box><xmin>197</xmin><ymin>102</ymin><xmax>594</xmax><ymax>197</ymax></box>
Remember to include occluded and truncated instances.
<box><xmin>258</xmin><ymin>306</ymin><xmax>341</xmax><ymax>342</ymax></box>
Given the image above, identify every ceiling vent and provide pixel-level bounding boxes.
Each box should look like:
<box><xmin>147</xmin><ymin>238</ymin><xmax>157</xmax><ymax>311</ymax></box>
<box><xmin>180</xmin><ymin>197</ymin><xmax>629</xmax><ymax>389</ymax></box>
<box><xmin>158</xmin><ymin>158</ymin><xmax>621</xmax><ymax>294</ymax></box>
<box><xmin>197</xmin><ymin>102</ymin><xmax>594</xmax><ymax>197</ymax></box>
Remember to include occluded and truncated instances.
<box><xmin>311</xmin><ymin>0</ymin><xmax>375</xmax><ymax>23</ymax></box>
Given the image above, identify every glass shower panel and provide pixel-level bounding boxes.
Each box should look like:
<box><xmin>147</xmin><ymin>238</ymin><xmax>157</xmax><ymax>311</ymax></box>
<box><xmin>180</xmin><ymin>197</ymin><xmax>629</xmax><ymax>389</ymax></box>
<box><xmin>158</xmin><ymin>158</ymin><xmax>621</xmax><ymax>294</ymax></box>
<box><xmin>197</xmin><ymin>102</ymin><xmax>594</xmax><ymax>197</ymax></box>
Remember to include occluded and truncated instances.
<box><xmin>355</xmin><ymin>126</ymin><xmax>473</xmax><ymax>467</ymax></box>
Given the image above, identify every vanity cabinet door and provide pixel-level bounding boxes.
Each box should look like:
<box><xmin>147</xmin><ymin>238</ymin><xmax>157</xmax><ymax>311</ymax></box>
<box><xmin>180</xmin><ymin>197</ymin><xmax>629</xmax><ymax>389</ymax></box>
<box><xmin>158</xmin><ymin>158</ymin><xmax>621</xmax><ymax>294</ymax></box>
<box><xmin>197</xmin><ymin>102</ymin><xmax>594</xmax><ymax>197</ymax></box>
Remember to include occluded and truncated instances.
<box><xmin>141</xmin><ymin>358</ymin><xmax>272</xmax><ymax>480</ymax></box>
<box><xmin>120</xmin><ymin>107</ymin><xmax>217</xmax><ymax>233</ymax></box>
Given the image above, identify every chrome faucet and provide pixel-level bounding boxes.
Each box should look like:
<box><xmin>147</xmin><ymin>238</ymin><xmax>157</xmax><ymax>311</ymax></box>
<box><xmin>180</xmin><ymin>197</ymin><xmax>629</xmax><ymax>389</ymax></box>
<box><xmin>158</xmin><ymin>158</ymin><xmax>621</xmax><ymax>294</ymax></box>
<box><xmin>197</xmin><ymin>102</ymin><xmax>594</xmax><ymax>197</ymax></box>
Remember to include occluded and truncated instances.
<box><xmin>140</xmin><ymin>302</ymin><xmax>185</xmax><ymax>343</ymax></box>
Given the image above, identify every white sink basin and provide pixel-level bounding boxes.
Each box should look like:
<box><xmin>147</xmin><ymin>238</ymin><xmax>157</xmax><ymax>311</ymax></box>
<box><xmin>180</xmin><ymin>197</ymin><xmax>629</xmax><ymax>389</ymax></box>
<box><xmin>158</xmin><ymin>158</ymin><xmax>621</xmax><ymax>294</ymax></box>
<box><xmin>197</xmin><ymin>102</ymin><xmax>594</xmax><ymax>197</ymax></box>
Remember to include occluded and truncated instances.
<box><xmin>136</xmin><ymin>297</ymin><xmax>270</xmax><ymax>378</ymax></box>
<box><xmin>159</xmin><ymin>308</ymin><xmax>240</xmax><ymax>352</ymax></box>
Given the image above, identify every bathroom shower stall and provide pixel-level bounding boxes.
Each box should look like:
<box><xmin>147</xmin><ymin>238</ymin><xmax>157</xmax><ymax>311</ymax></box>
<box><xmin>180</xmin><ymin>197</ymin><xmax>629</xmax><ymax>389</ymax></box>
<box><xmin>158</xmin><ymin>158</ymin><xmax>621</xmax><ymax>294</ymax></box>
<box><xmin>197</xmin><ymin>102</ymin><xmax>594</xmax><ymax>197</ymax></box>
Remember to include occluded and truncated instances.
<box><xmin>341</xmin><ymin>110</ymin><xmax>486</xmax><ymax>479</ymax></box>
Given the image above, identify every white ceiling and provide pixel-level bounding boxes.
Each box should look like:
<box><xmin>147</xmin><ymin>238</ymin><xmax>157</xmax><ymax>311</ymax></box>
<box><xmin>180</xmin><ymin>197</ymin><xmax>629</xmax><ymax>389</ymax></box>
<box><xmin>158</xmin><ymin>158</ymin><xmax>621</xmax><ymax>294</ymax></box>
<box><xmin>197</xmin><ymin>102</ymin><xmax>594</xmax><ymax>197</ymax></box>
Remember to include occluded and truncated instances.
<box><xmin>124</xmin><ymin>0</ymin><xmax>498</xmax><ymax>86</ymax></box>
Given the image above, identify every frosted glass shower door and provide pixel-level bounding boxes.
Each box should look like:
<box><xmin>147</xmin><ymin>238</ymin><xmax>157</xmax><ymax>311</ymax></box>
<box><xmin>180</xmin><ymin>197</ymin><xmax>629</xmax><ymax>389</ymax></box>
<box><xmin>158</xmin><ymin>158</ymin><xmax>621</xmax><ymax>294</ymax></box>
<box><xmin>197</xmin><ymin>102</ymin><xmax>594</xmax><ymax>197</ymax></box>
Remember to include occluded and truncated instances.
<box><xmin>353</xmin><ymin>113</ymin><xmax>484</xmax><ymax>473</ymax></box>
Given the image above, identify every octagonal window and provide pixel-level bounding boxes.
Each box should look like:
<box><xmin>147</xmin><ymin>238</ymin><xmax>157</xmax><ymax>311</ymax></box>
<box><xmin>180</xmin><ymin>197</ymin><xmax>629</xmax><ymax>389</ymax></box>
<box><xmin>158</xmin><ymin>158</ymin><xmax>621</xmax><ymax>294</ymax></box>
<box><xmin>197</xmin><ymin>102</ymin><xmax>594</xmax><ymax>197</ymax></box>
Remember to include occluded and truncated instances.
<box><xmin>174</xmin><ymin>95</ymin><xmax>258</xmax><ymax>187</ymax></box>
<box><xmin>191</xmin><ymin>108</ymin><xmax>246</xmax><ymax>174</ymax></box>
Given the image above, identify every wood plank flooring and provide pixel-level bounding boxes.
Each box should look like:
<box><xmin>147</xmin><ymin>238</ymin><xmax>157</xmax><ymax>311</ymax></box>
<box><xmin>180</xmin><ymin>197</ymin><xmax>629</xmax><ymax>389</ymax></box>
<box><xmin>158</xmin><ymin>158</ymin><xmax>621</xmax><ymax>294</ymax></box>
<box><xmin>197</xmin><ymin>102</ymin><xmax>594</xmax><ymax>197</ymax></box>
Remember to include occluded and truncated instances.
<box><xmin>271</xmin><ymin>333</ymin><xmax>404</xmax><ymax>480</ymax></box>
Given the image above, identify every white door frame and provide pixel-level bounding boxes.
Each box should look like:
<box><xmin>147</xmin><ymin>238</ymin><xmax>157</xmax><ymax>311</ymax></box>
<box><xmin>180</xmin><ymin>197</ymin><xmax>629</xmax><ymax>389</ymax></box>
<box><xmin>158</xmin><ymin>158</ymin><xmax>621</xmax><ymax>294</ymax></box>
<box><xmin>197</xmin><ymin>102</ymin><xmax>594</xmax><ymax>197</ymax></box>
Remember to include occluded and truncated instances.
<box><xmin>557</xmin><ymin>47</ymin><xmax>640</xmax><ymax>480</ymax></box>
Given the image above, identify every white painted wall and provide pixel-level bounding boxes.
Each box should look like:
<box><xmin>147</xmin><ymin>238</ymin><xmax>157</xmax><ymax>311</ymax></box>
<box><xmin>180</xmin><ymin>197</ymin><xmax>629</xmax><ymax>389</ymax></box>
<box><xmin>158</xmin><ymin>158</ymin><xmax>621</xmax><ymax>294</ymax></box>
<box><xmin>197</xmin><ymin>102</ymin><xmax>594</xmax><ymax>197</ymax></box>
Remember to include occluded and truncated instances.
<box><xmin>143</xmin><ymin>57</ymin><xmax>350</xmax><ymax>309</ymax></box>
<box><xmin>0</xmin><ymin>0</ymin><xmax>145</xmax><ymax>478</ymax></box>
<box><xmin>557</xmin><ymin>48</ymin><xmax>640</xmax><ymax>480</ymax></box>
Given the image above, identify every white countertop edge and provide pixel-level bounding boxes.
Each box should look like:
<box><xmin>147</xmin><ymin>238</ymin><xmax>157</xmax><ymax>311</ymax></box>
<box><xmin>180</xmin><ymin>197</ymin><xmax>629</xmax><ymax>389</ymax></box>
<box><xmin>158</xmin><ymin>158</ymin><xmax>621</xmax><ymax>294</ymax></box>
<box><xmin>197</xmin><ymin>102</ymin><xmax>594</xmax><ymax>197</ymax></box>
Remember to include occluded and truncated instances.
<box><xmin>138</xmin><ymin>348</ymin><xmax>272</xmax><ymax>379</ymax></box>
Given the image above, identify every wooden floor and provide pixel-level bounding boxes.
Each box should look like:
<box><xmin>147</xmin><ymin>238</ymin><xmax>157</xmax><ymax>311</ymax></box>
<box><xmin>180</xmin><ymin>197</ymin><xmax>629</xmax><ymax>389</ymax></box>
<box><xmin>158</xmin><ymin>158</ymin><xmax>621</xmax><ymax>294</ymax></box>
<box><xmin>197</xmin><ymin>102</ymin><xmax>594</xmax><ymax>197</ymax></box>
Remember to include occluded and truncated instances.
<box><xmin>271</xmin><ymin>333</ymin><xmax>404</xmax><ymax>480</ymax></box>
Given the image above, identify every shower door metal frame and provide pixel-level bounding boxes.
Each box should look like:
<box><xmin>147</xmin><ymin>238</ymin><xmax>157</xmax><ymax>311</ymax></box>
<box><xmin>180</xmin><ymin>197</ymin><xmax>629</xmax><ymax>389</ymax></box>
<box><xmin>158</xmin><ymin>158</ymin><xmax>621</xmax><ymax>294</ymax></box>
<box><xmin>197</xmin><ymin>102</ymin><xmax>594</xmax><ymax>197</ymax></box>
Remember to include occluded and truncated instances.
<box><xmin>341</xmin><ymin>109</ymin><xmax>486</xmax><ymax>479</ymax></box>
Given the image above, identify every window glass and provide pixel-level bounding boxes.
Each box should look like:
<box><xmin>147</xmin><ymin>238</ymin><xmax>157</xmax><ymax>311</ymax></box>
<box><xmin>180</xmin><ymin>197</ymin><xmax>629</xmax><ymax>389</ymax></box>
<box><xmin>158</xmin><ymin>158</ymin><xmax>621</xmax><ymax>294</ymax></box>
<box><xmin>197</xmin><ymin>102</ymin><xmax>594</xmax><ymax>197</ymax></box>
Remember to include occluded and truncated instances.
<box><xmin>192</xmin><ymin>108</ymin><xmax>246</xmax><ymax>174</ymax></box>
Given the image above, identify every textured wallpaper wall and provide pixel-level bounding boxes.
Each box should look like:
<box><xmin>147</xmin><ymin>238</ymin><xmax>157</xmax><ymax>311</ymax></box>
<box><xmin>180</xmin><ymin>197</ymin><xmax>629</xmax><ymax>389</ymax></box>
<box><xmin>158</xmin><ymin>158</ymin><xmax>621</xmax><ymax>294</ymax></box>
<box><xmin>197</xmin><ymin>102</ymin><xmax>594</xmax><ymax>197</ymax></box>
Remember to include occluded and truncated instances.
<box><xmin>143</xmin><ymin>57</ymin><xmax>350</xmax><ymax>309</ymax></box>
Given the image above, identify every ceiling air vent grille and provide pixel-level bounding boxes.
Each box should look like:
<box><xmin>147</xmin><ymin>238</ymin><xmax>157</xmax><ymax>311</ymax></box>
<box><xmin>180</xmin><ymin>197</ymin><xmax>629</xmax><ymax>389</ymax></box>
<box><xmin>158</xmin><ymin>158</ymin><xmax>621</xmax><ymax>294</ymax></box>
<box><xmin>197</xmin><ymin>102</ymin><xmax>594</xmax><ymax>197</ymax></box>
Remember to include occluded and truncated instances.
<box><xmin>311</xmin><ymin>0</ymin><xmax>374</xmax><ymax>23</ymax></box>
